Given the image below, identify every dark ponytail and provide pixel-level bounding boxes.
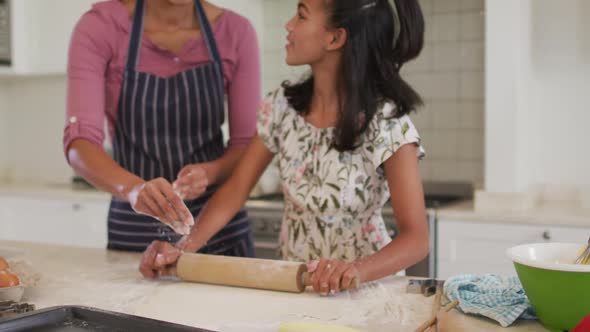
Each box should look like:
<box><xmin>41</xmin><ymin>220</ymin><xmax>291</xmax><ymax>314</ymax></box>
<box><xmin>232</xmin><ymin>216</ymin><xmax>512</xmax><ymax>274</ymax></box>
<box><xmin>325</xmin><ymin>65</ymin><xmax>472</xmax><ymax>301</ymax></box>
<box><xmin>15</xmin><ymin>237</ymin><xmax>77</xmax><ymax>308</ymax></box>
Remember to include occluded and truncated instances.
<box><xmin>283</xmin><ymin>0</ymin><xmax>425</xmax><ymax>152</ymax></box>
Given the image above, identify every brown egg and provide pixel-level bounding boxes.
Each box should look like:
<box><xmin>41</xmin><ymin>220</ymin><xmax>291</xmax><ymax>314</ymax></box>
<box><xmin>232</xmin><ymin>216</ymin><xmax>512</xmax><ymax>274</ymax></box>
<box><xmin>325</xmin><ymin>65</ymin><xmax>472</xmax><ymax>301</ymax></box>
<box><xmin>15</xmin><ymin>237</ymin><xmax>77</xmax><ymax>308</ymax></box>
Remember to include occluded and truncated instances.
<box><xmin>0</xmin><ymin>271</ymin><xmax>20</xmax><ymax>288</ymax></box>
<box><xmin>0</xmin><ymin>257</ymin><xmax>8</xmax><ymax>271</ymax></box>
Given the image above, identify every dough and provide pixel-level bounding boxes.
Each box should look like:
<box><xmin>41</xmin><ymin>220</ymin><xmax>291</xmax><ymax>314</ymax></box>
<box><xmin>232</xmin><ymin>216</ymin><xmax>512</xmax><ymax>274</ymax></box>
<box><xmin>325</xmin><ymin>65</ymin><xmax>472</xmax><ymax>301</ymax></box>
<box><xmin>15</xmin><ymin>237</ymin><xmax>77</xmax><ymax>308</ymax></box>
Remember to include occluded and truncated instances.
<box><xmin>279</xmin><ymin>322</ymin><xmax>363</xmax><ymax>332</ymax></box>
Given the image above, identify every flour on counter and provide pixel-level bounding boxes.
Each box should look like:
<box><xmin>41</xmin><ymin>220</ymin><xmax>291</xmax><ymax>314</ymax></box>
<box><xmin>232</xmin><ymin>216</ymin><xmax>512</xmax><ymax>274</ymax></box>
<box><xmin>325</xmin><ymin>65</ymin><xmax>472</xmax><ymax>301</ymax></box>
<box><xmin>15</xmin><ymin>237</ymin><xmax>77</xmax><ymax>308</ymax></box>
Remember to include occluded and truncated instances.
<box><xmin>136</xmin><ymin>277</ymin><xmax>432</xmax><ymax>332</ymax></box>
<box><xmin>278</xmin><ymin>281</ymin><xmax>431</xmax><ymax>331</ymax></box>
<box><xmin>28</xmin><ymin>258</ymin><xmax>155</xmax><ymax>314</ymax></box>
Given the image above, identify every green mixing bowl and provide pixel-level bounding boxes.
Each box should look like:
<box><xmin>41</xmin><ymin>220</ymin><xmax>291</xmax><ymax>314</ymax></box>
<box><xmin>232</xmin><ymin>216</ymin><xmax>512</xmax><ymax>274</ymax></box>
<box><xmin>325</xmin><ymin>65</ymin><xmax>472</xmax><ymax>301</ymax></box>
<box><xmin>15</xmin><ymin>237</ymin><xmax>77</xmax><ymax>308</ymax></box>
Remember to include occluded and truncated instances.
<box><xmin>507</xmin><ymin>243</ymin><xmax>590</xmax><ymax>332</ymax></box>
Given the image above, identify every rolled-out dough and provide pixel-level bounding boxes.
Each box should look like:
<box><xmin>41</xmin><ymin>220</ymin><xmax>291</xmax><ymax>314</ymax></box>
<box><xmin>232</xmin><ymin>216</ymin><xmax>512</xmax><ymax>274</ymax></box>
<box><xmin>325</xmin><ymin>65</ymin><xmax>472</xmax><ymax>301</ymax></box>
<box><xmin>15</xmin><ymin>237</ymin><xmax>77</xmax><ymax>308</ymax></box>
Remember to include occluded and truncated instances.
<box><xmin>279</xmin><ymin>322</ymin><xmax>362</xmax><ymax>332</ymax></box>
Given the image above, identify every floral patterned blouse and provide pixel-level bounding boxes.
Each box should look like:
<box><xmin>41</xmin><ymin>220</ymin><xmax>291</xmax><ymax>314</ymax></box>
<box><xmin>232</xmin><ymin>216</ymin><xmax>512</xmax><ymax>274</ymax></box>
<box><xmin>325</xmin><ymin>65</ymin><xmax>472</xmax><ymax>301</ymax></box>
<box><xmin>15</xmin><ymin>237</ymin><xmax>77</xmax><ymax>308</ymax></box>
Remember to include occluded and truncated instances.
<box><xmin>257</xmin><ymin>88</ymin><xmax>425</xmax><ymax>263</ymax></box>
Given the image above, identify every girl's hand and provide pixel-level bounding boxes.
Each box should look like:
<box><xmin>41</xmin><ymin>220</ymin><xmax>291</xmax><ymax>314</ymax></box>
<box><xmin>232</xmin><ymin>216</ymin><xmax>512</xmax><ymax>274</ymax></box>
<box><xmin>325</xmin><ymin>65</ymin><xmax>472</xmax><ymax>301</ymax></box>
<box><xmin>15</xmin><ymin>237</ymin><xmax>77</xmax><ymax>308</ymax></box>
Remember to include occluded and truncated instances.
<box><xmin>307</xmin><ymin>259</ymin><xmax>362</xmax><ymax>296</ymax></box>
<box><xmin>139</xmin><ymin>240</ymin><xmax>182</xmax><ymax>278</ymax></box>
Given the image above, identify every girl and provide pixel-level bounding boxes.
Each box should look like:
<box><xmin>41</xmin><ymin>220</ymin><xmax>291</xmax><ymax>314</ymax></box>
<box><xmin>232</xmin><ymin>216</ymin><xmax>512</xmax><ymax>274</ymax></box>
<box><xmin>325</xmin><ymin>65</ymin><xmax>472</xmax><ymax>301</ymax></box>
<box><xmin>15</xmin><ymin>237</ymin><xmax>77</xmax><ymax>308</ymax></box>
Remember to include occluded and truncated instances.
<box><xmin>140</xmin><ymin>0</ymin><xmax>428</xmax><ymax>296</ymax></box>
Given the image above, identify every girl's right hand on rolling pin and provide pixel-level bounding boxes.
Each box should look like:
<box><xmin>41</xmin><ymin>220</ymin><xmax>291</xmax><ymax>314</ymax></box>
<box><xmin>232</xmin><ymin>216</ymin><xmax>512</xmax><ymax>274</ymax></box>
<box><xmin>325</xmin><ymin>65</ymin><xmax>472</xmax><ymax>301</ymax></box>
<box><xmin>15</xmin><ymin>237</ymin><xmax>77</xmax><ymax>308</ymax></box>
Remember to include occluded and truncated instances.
<box><xmin>127</xmin><ymin>178</ymin><xmax>194</xmax><ymax>234</ymax></box>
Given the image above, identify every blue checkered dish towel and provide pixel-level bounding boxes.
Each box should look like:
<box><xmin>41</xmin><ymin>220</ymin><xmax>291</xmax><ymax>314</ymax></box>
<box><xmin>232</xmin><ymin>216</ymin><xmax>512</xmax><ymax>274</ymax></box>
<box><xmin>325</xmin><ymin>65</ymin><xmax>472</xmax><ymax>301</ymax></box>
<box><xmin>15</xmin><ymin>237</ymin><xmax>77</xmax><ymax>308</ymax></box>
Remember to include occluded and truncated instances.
<box><xmin>444</xmin><ymin>274</ymin><xmax>537</xmax><ymax>327</ymax></box>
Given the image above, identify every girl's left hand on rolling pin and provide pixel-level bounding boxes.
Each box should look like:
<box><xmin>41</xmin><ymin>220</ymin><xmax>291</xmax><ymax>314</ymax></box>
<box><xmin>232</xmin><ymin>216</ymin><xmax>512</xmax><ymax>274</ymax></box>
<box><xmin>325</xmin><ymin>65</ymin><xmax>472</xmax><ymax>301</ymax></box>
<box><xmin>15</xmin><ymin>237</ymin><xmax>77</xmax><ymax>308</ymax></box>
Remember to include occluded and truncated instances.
<box><xmin>140</xmin><ymin>240</ymin><xmax>182</xmax><ymax>278</ymax></box>
<box><xmin>307</xmin><ymin>259</ymin><xmax>362</xmax><ymax>296</ymax></box>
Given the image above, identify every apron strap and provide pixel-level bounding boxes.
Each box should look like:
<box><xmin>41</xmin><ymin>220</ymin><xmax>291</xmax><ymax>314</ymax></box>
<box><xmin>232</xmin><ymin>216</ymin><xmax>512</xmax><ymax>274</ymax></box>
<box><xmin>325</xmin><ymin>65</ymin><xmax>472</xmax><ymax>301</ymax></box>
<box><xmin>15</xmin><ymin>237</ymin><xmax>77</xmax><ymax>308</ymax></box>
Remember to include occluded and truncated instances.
<box><xmin>125</xmin><ymin>0</ymin><xmax>146</xmax><ymax>71</ymax></box>
<box><xmin>125</xmin><ymin>0</ymin><xmax>222</xmax><ymax>71</ymax></box>
<box><xmin>193</xmin><ymin>0</ymin><xmax>222</xmax><ymax>64</ymax></box>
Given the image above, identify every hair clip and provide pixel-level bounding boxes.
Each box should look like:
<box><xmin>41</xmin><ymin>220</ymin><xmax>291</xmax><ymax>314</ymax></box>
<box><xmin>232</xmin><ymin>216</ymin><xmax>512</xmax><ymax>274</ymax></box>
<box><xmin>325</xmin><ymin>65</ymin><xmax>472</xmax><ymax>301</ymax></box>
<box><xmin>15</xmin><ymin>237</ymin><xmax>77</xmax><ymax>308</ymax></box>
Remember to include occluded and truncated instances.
<box><xmin>361</xmin><ymin>1</ymin><xmax>377</xmax><ymax>10</ymax></box>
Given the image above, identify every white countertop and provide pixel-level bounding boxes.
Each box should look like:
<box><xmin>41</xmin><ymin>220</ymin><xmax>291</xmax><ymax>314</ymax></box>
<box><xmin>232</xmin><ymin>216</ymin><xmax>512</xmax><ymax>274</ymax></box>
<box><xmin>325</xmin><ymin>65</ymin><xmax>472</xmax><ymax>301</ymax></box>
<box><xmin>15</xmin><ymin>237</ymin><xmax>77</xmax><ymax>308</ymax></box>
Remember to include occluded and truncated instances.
<box><xmin>0</xmin><ymin>182</ymin><xmax>110</xmax><ymax>202</ymax></box>
<box><xmin>438</xmin><ymin>200</ymin><xmax>590</xmax><ymax>228</ymax></box>
<box><xmin>1</xmin><ymin>181</ymin><xmax>588</xmax><ymax>230</ymax></box>
<box><xmin>1</xmin><ymin>181</ymin><xmax>588</xmax><ymax>229</ymax></box>
<box><xmin>0</xmin><ymin>241</ymin><xmax>547</xmax><ymax>332</ymax></box>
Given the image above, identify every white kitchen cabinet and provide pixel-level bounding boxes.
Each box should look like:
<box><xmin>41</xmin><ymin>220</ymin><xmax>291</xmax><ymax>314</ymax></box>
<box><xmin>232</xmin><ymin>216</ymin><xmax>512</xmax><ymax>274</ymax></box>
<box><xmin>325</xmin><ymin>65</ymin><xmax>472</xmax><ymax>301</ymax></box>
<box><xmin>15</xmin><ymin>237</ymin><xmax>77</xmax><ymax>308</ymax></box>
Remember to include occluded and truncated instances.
<box><xmin>1</xmin><ymin>0</ymin><xmax>94</xmax><ymax>75</ymax></box>
<box><xmin>0</xmin><ymin>195</ymin><xmax>109</xmax><ymax>248</ymax></box>
<box><xmin>437</xmin><ymin>219</ymin><xmax>590</xmax><ymax>279</ymax></box>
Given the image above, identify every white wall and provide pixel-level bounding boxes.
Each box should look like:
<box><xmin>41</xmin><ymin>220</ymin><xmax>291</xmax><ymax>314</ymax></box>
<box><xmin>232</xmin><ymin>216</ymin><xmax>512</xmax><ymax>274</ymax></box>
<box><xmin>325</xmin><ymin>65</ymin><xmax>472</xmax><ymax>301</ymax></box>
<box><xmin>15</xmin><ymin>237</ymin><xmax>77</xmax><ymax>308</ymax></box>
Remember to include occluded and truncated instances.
<box><xmin>0</xmin><ymin>82</ymin><xmax>7</xmax><ymax>182</ymax></box>
<box><xmin>526</xmin><ymin>0</ymin><xmax>590</xmax><ymax>189</ymax></box>
<box><xmin>485</xmin><ymin>0</ymin><xmax>530</xmax><ymax>193</ymax></box>
<box><xmin>406</xmin><ymin>0</ymin><xmax>485</xmax><ymax>185</ymax></box>
<box><xmin>2</xmin><ymin>76</ymin><xmax>71</xmax><ymax>184</ymax></box>
<box><xmin>485</xmin><ymin>0</ymin><xmax>590</xmax><ymax>193</ymax></box>
<box><xmin>261</xmin><ymin>0</ymin><xmax>307</xmax><ymax>93</ymax></box>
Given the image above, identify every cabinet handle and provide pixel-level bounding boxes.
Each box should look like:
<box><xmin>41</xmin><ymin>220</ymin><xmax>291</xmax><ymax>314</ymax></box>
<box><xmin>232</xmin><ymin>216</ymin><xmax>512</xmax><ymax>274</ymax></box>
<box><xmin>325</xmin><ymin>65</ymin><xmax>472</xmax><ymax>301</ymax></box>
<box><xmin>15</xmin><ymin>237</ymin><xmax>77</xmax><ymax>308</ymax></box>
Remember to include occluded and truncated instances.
<box><xmin>542</xmin><ymin>231</ymin><xmax>551</xmax><ymax>240</ymax></box>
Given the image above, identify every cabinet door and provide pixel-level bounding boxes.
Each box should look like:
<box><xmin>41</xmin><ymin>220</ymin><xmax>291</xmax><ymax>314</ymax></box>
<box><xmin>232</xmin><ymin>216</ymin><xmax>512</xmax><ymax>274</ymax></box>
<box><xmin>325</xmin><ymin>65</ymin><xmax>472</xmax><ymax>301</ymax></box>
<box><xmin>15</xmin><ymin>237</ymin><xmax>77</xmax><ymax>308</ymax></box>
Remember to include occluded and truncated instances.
<box><xmin>0</xmin><ymin>196</ymin><xmax>109</xmax><ymax>248</ymax></box>
<box><xmin>10</xmin><ymin>0</ymin><xmax>95</xmax><ymax>74</ymax></box>
<box><xmin>437</xmin><ymin>220</ymin><xmax>590</xmax><ymax>279</ymax></box>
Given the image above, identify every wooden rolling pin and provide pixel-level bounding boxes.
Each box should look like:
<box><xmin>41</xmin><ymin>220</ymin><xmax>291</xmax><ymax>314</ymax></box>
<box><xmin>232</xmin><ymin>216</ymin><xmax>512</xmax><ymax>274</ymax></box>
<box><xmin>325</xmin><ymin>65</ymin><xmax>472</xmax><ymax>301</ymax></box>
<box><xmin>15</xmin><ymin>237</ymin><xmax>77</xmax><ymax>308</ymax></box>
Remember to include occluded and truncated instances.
<box><xmin>162</xmin><ymin>253</ymin><xmax>358</xmax><ymax>293</ymax></box>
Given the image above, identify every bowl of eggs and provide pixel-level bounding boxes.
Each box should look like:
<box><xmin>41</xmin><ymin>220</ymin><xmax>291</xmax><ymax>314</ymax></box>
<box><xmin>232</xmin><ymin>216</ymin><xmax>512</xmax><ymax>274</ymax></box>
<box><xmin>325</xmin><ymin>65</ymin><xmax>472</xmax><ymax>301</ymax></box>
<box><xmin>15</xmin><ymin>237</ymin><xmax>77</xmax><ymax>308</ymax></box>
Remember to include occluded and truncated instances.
<box><xmin>0</xmin><ymin>256</ymin><xmax>24</xmax><ymax>302</ymax></box>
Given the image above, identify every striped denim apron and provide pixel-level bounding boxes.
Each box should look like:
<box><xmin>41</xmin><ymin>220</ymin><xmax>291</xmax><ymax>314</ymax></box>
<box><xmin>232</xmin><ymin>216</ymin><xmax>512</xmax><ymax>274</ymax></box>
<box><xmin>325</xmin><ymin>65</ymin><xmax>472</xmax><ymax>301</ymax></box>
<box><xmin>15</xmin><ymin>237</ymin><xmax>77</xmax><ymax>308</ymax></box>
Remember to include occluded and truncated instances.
<box><xmin>106</xmin><ymin>0</ymin><xmax>254</xmax><ymax>256</ymax></box>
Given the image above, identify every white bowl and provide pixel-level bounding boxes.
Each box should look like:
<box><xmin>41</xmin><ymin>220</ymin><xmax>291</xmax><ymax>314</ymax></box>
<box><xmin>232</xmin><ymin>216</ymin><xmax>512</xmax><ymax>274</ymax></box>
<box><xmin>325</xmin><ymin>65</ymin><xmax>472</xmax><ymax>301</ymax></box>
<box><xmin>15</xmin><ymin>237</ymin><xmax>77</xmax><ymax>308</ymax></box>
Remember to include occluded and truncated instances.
<box><xmin>506</xmin><ymin>242</ymin><xmax>590</xmax><ymax>273</ymax></box>
<box><xmin>0</xmin><ymin>285</ymin><xmax>25</xmax><ymax>302</ymax></box>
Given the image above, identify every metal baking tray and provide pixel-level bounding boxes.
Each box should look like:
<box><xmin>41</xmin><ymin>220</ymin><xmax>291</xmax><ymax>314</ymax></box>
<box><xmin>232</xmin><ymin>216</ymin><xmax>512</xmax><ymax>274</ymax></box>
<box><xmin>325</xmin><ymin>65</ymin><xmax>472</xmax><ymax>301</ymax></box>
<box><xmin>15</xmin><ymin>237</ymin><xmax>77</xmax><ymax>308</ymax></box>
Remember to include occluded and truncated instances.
<box><xmin>0</xmin><ymin>305</ymin><xmax>216</xmax><ymax>331</ymax></box>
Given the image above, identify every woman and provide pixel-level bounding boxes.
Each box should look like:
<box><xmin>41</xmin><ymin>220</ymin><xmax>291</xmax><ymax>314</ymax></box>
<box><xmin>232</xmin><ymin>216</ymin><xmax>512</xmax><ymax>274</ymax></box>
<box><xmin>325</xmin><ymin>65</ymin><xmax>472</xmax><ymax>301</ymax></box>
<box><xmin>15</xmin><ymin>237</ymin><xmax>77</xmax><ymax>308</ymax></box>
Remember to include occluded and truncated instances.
<box><xmin>64</xmin><ymin>0</ymin><xmax>260</xmax><ymax>256</ymax></box>
<box><xmin>141</xmin><ymin>0</ymin><xmax>428</xmax><ymax>296</ymax></box>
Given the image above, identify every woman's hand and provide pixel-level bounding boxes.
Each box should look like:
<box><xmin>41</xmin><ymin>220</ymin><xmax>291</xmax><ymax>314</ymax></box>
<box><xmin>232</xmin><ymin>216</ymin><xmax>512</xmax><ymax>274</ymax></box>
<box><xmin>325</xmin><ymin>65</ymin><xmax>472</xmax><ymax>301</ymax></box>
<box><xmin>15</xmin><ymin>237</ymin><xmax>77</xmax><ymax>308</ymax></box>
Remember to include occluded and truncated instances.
<box><xmin>139</xmin><ymin>240</ymin><xmax>182</xmax><ymax>278</ymax></box>
<box><xmin>173</xmin><ymin>164</ymin><xmax>209</xmax><ymax>200</ymax></box>
<box><xmin>127</xmin><ymin>178</ymin><xmax>194</xmax><ymax>234</ymax></box>
<box><xmin>307</xmin><ymin>259</ymin><xmax>362</xmax><ymax>296</ymax></box>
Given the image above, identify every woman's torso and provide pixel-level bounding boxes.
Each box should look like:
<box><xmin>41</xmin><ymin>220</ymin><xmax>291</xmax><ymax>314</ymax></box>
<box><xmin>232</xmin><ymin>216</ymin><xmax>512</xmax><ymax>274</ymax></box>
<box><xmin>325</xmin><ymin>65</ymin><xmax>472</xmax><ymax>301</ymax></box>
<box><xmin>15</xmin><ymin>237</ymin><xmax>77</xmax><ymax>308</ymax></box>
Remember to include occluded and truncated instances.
<box><xmin>72</xmin><ymin>0</ymin><xmax>253</xmax><ymax>141</ymax></box>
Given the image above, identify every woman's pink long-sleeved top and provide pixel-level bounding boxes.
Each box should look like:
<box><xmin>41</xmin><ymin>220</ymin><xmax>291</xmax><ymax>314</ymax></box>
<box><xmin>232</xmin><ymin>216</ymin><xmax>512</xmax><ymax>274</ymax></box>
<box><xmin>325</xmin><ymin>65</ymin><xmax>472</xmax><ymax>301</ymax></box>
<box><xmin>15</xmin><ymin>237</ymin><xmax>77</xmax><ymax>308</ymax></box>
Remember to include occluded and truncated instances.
<box><xmin>64</xmin><ymin>0</ymin><xmax>260</xmax><ymax>157</ymax></box>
